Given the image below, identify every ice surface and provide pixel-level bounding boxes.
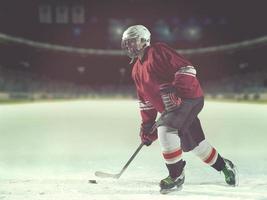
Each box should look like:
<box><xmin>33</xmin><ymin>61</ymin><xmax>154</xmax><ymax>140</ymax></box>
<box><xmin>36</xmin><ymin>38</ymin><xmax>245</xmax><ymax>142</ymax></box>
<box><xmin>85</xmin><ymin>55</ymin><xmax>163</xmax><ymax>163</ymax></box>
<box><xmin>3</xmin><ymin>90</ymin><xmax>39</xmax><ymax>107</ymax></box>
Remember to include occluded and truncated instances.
<box><xmin>0</xmin><ymin>99</ymin><xmax>267</xmax><ymax>200</ymax></box>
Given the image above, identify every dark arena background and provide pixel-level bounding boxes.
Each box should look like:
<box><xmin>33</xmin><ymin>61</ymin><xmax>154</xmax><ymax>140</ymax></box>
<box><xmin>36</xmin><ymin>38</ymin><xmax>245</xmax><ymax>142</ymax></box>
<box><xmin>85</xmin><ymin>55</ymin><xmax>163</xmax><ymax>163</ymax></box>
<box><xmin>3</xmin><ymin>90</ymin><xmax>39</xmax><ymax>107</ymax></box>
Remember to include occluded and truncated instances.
<box><xmin>1</xmin><ymin>0</ymin><xmax>267</xmax><ymax>100</ymax></box>
<box><xmin>0</xmin><ymin>1</ymin><xmax>267</xmax><ymax>200</ymax></box>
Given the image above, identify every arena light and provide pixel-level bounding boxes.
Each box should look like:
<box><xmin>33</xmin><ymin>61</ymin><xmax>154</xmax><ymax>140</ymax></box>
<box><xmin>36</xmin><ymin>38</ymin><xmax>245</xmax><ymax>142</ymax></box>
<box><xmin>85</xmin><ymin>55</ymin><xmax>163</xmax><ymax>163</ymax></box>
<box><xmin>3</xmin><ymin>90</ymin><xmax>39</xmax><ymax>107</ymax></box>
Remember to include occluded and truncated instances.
<box><xmin>154</xmin><ymin>19</ymin><xmax>174</xmax><ymax>42</ymax></box>
<box><xmin>108</xmin><ymin>19</ymin><xmax>126</xmax><ymax>44</ymax></box>
<box><xmin>108</xmin><ymin>19</ymin><xmax>134</xmax><ymax>46</ymax></box>
<box><xmin>114</xmin><ymin>27</ymin><xmax>124</xmax><ymax>36</ymax></box>
<box><xmin>183</xmin><ymin>25</ymin><xmax>202</xmax><ymax>41</ymax></box>
<box><xmin>73</xmin><ymin>27</ymin><xmax>82</xmax><ymax>37</ymax></box>
<box><xmin>77</xmin><ymin>66</ymin><xmax>85</xmax><ymax>74</ymax></box>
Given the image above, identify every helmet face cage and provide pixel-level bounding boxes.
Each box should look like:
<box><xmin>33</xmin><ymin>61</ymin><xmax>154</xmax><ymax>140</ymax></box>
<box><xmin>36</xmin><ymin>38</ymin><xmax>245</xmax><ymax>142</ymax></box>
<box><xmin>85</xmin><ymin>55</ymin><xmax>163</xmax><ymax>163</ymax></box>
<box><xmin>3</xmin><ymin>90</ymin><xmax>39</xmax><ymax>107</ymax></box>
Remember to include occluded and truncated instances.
<box><xmin>121</xmin><ymin>25</ymin><xmax>151</xmax><ymax>59</ymax></box>
<box><xmin>121</xmin><ymin>37</ymin><xmax>143</xmax><ymax>58</ymax></box>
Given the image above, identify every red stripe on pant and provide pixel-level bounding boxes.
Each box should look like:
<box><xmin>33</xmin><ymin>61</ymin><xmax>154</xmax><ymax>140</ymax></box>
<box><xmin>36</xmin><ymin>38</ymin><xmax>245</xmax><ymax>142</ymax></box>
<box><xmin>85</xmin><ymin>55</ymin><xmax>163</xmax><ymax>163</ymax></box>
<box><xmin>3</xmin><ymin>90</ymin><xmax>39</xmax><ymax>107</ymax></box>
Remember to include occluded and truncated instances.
<box><xmin>204</xmin><ymin>148</ymin><xmax>216</xmax><ymax>164</ymax></box>
<box><xmin>163</xmin><ymin>149</ymin><xmax>182</xmax><ymax>160</ymax></box>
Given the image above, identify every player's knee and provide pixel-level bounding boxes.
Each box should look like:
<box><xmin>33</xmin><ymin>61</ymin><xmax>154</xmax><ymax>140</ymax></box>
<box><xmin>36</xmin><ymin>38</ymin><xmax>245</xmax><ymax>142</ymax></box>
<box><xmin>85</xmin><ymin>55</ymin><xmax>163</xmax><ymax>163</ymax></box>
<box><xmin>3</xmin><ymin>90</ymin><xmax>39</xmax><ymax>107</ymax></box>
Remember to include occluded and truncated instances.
<box><xmin>158</xmin><ymin>126</ymin><xmax>180</xmax><ymax>150</ymax></box>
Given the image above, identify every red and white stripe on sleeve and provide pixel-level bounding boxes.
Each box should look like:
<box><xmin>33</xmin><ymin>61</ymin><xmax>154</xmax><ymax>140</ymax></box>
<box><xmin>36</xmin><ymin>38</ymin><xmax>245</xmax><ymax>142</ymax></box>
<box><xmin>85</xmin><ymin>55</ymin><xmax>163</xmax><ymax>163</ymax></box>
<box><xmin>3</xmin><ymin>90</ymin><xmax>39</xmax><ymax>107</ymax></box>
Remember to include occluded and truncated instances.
<box><xmin>175</xmin><ymin>66</ymin><xmax>197</xmax><ymax>77</ymax></box>
<box><xmin>139</xmin><ymin>100</ymin><xmax>157</xmax><ymax>124</ymax></box>
<box><xmin>139</xmin><ymin>100</ymin><xmax>154</xmax><ymax>111</ymax></box>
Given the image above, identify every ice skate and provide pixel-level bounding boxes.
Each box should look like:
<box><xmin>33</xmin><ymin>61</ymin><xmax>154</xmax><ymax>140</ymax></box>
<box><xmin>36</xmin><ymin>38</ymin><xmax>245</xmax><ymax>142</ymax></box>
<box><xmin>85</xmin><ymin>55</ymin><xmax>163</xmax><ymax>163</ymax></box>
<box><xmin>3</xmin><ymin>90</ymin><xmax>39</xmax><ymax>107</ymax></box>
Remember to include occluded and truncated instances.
<box><xmin>159</xmin><ymin>171</ymin><xmax>185</xmax><ymax>194</ymax></box>
<box><xmin>222</xmin><ymin>158</ymin><xmax>238</xmax><ymax>186</ymax></box>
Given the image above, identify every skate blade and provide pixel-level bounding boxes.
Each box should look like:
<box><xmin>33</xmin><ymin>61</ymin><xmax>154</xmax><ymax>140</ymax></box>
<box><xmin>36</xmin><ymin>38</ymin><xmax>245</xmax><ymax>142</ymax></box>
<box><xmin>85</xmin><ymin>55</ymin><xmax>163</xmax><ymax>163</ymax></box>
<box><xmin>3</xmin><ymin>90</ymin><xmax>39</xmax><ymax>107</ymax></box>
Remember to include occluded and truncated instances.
<box><xmin>160</xmin><ymin>185</ymin><xmax>183</xmax><ymax>194</ymax></box>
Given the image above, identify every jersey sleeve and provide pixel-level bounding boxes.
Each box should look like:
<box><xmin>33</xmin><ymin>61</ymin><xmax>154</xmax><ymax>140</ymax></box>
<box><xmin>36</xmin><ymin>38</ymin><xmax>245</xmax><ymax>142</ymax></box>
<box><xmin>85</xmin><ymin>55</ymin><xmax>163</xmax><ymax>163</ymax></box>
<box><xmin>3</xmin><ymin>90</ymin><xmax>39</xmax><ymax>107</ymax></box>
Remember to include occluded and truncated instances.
<box><xmin>146</xmin><ymin>43</ymin><xmax>190</xmax><ymax>84</ymax></box>
<box><xmin>152</xmin><ymin>43</ymin><xmax>202</xmax><ymax>98</ymax></box>
<box><xmin>137</xmin><ymin>90</ymin><xmax>157</xmax><ymax>125</ymax></box>
<box><xmin>158</xmin><ymin>43</ymin><xmax>192</xmax><ymax>71</ymax></box>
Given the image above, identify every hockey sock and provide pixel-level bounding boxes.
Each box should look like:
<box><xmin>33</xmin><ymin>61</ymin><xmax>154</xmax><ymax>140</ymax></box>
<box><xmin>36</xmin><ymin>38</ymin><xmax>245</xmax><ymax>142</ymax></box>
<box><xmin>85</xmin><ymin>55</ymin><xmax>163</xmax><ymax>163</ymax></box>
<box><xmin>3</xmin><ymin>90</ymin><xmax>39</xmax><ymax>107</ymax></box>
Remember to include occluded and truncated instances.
<box><xmin>166</xmin><ymin>159</ymin><xmax>186</xmax><ymax>178</ymax></box>
<box><xmin>211</xmin><ymin>153</ymin><xmax>226</xmax><ymax>171</ymax></box>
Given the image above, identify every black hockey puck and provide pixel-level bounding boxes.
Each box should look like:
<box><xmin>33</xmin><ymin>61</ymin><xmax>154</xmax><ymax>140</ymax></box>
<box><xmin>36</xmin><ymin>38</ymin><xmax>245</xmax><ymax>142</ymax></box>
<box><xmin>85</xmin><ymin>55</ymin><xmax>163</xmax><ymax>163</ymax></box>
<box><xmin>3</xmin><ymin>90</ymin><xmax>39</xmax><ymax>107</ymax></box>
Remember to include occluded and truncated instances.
<box><xmin>88</xmin><ymin>179</ymin><xmax>97</xmax><ymax>184</ymax></box>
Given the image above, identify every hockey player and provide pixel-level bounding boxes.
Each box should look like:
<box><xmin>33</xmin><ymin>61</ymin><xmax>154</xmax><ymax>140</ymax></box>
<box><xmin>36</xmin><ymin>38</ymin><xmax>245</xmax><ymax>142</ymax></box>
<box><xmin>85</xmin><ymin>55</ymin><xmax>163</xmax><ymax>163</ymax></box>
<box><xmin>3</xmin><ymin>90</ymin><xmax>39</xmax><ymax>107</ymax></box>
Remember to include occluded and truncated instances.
<box><xmin>121</xmin><ymin>25</ymin><xmax>237</xmax><ymax>194</ymax></box>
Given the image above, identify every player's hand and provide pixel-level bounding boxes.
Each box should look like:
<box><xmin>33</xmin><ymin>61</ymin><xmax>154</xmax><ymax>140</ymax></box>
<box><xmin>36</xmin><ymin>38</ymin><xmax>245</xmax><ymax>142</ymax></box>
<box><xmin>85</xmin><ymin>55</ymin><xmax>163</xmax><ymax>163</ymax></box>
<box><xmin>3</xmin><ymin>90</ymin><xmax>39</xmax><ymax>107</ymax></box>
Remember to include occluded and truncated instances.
<box><xmin>156</xmin><ymin>83</ymin><xmax>184</xmax><ymax>130</ymax></box>
<box><xmin>140</xmin><ymin>122</ymin><xmax>158</xmax><ymax>146</ymax></box>
<box><xmin>159</xmin><ymin>83</ymin><xmax>181</xmax><ymax>112</ymax></box>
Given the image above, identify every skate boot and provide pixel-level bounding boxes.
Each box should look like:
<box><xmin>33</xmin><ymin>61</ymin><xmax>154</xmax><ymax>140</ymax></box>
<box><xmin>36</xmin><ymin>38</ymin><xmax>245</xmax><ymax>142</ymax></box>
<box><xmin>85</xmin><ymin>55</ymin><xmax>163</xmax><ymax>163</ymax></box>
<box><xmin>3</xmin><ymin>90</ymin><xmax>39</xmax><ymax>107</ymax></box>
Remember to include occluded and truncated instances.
<box><xmin>159</xmin><ymin>171</ymin><xmax>185</xmax><ymax>194</ymax></box>
<box><xmin>222</xmin><ymin>158</ymin><xmax>238</xmax><ymax>186</ymax></box>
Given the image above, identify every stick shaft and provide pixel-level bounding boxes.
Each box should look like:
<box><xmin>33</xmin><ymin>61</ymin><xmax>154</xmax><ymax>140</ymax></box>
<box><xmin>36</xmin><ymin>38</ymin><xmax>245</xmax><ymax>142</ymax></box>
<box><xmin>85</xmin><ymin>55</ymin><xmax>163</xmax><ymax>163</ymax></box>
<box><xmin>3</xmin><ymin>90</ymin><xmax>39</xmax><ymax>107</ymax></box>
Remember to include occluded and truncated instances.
<box><xmin>116</xmin><ymin>143</ymin><xmax>144</xmax><ymax>178</ymax></box>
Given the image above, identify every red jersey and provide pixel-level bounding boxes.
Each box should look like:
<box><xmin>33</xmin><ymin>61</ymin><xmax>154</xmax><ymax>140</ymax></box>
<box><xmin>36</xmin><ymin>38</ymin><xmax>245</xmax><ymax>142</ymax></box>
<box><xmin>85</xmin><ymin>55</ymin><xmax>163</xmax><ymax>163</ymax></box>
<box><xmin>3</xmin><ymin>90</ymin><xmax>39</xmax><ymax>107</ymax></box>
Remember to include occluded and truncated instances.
<box><xmin>132</xmin><ymin>42</ymin><xmax>203</xmax><ymax>124</ymax></box>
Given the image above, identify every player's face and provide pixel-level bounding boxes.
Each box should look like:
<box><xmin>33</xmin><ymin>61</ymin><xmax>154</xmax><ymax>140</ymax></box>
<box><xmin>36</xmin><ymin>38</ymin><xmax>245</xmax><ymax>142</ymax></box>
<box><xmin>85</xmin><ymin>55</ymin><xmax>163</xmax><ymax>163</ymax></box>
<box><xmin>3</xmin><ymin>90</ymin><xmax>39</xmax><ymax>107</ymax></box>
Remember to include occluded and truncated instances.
<box><xmin>121</xmin><ymin>37</ymin><xmax>143</xmax><ymax>58</ymax></box>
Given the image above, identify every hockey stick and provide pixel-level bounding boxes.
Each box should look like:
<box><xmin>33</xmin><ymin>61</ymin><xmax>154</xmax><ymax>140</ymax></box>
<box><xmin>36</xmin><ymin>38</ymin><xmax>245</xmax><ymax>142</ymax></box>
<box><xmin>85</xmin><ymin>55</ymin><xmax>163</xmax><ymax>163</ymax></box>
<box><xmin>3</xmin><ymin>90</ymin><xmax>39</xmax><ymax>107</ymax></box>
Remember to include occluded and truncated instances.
<box><xmin>95</xmin><ymin>143</ymin><xmax>144</xmax><ymax>179</ymax></box>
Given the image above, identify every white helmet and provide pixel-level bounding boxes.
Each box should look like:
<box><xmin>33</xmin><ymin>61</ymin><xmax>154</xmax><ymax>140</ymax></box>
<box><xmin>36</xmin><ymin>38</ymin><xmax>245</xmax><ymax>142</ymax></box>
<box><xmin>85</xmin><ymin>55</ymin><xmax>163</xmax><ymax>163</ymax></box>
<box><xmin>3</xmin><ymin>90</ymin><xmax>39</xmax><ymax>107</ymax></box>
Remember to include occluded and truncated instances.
<box><xmin>121</xmin><ymin>25</ymin><xmax>151</xmax><ymax>59</ymax></box>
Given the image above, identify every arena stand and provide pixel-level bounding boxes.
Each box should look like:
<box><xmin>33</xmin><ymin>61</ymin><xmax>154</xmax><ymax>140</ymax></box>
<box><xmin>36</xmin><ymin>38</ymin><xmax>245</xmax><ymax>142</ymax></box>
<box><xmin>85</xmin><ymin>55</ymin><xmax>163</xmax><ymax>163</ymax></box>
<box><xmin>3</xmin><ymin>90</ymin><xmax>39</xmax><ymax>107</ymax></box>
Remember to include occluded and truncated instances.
<box><xmin>0</xmin><ymin>65</ymin><xmax>136</xmax><ymax>101</ymax></box>
<box><xmin>1</xmin><ymin>33</ymin><xmax>267</xmax><ymax>102</ymax></box>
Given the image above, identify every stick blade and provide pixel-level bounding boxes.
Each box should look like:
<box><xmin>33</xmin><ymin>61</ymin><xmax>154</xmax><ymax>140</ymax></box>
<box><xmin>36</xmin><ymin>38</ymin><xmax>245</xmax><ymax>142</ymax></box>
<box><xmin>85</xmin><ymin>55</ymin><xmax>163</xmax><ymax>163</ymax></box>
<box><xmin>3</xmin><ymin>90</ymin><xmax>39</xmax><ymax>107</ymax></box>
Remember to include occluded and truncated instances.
<box><xmin>95</xmin><ymin>171</ymin><xmax>119</xmax><ymax>179</ymax></box>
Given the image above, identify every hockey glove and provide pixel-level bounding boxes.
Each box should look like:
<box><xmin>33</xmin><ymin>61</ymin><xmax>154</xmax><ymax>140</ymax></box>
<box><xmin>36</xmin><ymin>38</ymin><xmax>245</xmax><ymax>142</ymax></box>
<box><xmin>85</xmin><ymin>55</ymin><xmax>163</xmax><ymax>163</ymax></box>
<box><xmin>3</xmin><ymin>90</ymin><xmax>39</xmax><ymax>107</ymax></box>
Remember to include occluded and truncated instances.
<box><xmin>159</xmin><ymin>83</ymin><xmax>181</xmax><ymax>112</ymax></box>
<box><xmin>156</xmin><ymin>83</ymin><xmax>184</xmax><ymax>129</ymax></box>
<box><xmin>140</xmin><ymin>122</ymin><xmax>158</xmax><ymax>146</ymax></box>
